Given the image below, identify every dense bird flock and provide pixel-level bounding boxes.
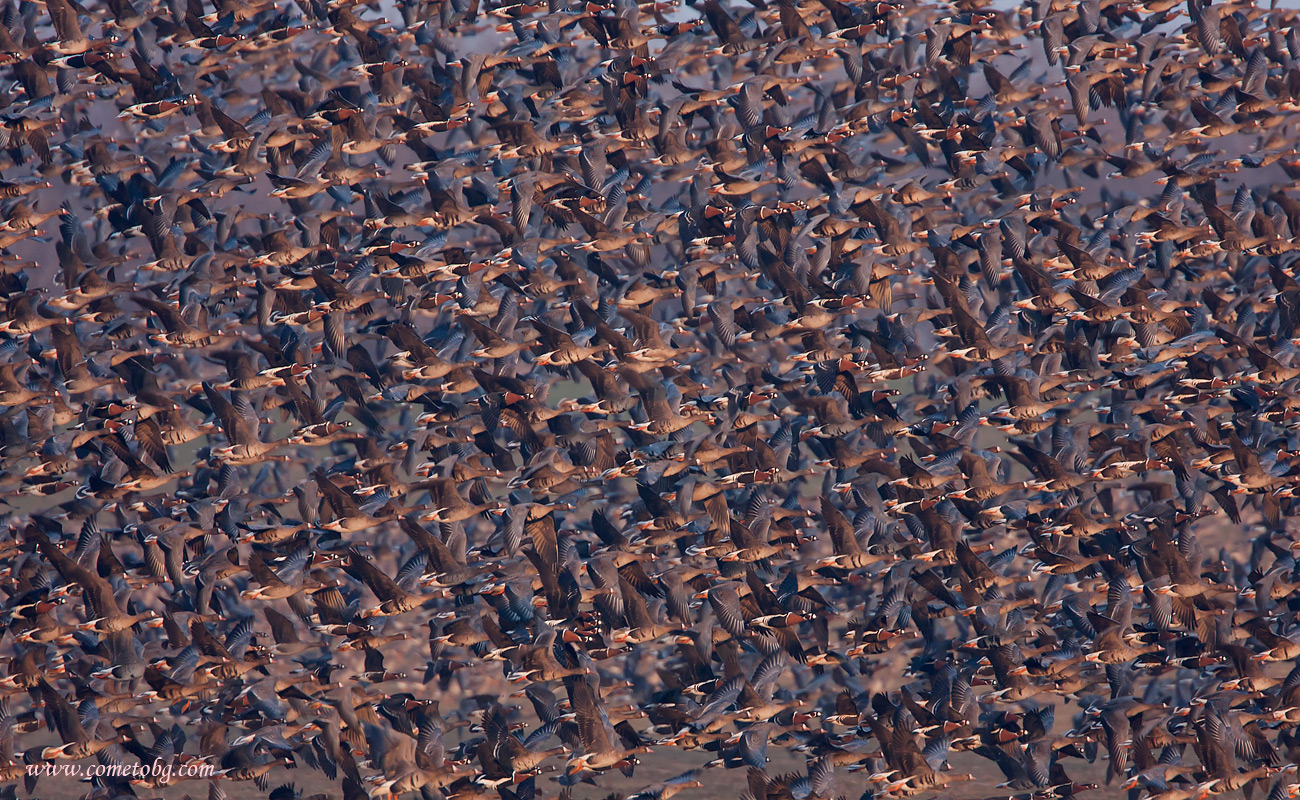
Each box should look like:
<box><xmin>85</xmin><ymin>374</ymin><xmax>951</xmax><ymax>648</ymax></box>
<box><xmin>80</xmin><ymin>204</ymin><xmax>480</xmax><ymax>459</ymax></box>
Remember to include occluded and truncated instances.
<box><xmin>8</xmin><ymin>0</ymin><xmax>1300</xmax><ymax>799</ymax></box>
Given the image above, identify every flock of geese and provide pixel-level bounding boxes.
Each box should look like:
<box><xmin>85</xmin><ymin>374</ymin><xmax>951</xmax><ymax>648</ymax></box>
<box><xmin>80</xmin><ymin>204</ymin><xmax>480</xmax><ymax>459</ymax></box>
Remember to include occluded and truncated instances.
<box><xmin>3</xmin><ymin>0</ymin><xmax>1300</xmax><ymax>797</ymax></box>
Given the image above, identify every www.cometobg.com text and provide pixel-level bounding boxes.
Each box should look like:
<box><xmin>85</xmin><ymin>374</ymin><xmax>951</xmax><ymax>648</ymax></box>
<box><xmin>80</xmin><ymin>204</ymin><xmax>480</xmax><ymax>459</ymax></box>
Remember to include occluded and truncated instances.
<box><xmin>25</xmin><ymin>760</ymin><xmax>215</xmax><ymax>781</ymax></box>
